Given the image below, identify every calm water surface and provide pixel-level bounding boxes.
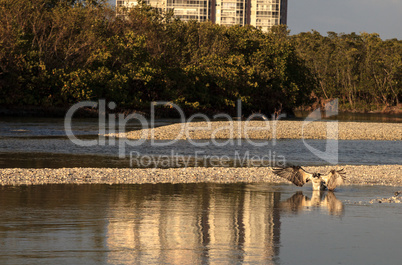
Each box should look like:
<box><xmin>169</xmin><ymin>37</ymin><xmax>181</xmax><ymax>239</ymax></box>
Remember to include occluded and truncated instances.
<box><xmin>1</xmin><ymin>139</ymin><xmax>401</xmax><ymax>168</ymax></box>
<box><xmin>0</xmin><ymin>117</ymin><xmax>401</xmax><ymax>167</ymax></box>
<box><xmin>0</xmin><ymin>116</ymin><xmax>401</xmax><ymax>264</ymax></box>
<box><xmin>0</xmin><ymin>183</ymin><xmax>401</xmax><ymax>265</ymax></box>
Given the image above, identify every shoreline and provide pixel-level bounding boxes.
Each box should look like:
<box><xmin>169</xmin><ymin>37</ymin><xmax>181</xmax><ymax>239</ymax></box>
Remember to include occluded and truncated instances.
<box><xmin>1</xmin><ymin>104</ymin><xmax>401</xmax><ymax>118</ymax></box>
<box><xmin>1</xmin><ymin>165</ymin><xmax>401</xmax><ymax>186</ymax></box>
<box><xmin>107</xmin><ymin>120</ymin><xmax>402</xmax><ymax>141</ymax></box>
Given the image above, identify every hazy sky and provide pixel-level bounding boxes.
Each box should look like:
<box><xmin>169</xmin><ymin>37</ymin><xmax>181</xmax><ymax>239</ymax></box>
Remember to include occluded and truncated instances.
<box><xmin>108</xmin><ymin>0</ymin><xmax>402</xmax><ymax>40</ymax></box>
<box><xmin>287</xmin><ymin>0</ymin><xmax>402</xmax><ymax>39</ymax></box>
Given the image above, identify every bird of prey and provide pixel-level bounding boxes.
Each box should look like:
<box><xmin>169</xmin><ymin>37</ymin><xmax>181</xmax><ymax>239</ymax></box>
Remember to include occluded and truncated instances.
<box><xmin>272</xmin><ymin>166</ymin><xmax>346</xmax><ymax>191</ymax></box>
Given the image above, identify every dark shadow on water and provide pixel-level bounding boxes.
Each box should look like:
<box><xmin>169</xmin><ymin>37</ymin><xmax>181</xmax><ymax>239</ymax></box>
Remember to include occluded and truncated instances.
<box><xmin>1</xmin><ymin>138</ymin><xmax>401</xmax><ymax>168</ymax></box>
<box><xmin>295</xmin><ymin>110</ymin><xmax>402</xmax><ymax>123</ymax></box>
<box><xmin>0</xmin><ymin>152</ymin><xmax>130</xmax><ymax>168</ymax></box>
<box><xmin>1</xmin><ymin>116</ymin><xmax>401</xmax><ymax>168</ymax></box>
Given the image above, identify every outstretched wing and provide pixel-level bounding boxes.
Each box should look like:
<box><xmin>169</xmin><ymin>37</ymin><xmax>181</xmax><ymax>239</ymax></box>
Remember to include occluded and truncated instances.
<box><xmin>272</xmin><ymin>166</ymin><xmax>313</xmax><ymax>187</ymax></box>
<box><xmin>321</xmin><ymin>169</ymin><xmax>346</xmax><ymax>191</ymax></box>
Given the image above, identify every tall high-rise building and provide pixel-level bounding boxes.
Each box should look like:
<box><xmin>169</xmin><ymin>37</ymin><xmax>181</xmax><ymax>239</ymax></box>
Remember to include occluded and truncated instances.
<box><xmin>116</xmin><ymin>0</ymin><xmax>287</xmax><ymax>32</ymax></box>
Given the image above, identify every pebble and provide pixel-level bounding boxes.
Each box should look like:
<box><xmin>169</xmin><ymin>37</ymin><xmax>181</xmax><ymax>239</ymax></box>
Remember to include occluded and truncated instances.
<box><xmin>0</xmin><ymin>165</ymin><xmax>401</xmax><ymax>186</ymax></box>
<box><xmin>369</xmin><ymin>190</ymin><xmax>402</xmax><ymax>204</ymax></box>
<box><xmin>105</xmin><ymin>121</ymin><xmax>402</xmax><ymax>141</ymax></box>
<box><xmin>2</xmin><ymin>121</ymin><xmax>400</xmax><ymax>187</ymax></box>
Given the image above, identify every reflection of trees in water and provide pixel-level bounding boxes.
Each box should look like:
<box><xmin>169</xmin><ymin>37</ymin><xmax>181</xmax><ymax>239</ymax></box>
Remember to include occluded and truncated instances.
<box><xmin>3</xmin><ymin>184</ymin><xmax>340</xmax><ymax>264</ymax></box>
<box><xmin>279</xmin><ymin>191</ymin><xmax>344</xmax><ymax>216</ymax></box>
<box><xmin>106</xmin><ymin>183</ymin><xmax>282</xmax><ymax>264</ymax></box>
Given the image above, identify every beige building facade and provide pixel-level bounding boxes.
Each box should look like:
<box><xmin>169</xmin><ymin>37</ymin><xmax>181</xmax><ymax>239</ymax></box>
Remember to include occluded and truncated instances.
<box><xmin>117</xmin><ymin>0</ymin><xmax>287</xmax><ymax>31</ymax></box>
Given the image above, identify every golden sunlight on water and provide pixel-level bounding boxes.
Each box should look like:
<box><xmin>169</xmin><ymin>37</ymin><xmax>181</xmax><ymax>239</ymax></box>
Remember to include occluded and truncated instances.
<box><xmin>105</xmin><ymin>184</ymin><xmax>281</xmax><ymax>264</ymax></box>
<box><xmin>0</xmin><ymin>184</ymin><xmax>400</xmax><ymax>264</ymax></box>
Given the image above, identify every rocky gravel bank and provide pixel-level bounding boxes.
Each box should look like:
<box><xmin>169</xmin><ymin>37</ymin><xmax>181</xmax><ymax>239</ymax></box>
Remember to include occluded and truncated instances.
<box><xmin>1</xmin><ymin>165</ymin><xmax>400</xmax><ymax>186</ymax></box>
<box><xmin>106</xmin><ymin>121</ymin><xmax>402</xmax><ymax>141</ymax></box>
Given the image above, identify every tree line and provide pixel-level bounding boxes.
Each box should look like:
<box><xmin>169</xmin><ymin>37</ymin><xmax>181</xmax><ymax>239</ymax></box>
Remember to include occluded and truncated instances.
<box><xmin>0</xmin><ymin>0</ymin><xmax>400</xmax><ymax>116</ymax></box>
<box><xmin>292</xmin><ymin>31</ymin><xmax>402</xmax><ymax>111</ymax></box>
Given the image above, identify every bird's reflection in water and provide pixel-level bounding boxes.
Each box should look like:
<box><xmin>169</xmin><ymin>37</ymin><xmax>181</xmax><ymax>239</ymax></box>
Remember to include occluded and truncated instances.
<box><xmin>280</xmin><ymin>191</ymin><xmax>344</xmax><ymax>216</ymax></box>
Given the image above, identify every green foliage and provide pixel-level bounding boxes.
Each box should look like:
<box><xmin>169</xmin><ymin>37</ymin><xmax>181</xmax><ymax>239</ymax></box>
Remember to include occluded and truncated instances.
<box><xmin>292</xmin><ymin>31</ymin><xmax>402</xmax><ymax>110</ymax></box>
<box><xmin>1</xmin><ymin>0</ymin><xmax>399</xmax><ymax>115</ymax></box>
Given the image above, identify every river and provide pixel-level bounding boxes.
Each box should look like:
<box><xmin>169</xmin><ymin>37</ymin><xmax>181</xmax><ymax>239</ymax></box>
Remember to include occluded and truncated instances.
<box><xmin>0</xmin><ymin>117</ymin><xmax>401</xmax><ymax>168</ymax></box>
<box><xmin>0</xmin><ymin>115</ymin><xmax>401</xmax><ymax>264</ymax></box>
<box><xmin>0</xmin><ymin>183</ymin><xmax>401</xmax><ymax>265</ymax></box>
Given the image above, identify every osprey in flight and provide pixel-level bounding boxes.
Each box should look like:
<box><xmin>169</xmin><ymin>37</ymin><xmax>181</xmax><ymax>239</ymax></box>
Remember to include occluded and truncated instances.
<box><xmin>272</xmin><ymin>166</ymin><xmax>346</xmax><ymax>191</ymax></box>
